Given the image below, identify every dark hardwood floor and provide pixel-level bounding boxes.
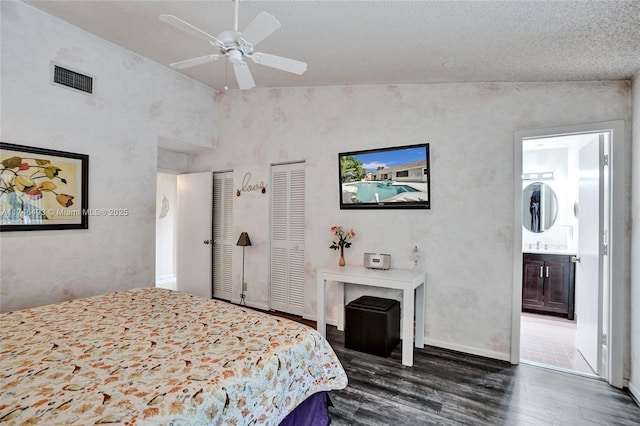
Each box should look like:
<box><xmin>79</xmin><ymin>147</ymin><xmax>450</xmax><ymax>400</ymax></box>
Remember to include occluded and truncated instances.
<box><xmin>323</xmin><ymin>326</ymin><xmax>640</xmax><ymax>425</ymax></box>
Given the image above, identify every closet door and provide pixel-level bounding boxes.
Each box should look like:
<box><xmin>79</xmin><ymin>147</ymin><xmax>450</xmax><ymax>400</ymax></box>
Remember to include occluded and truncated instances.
<box><xmin>212</xmin><ymin>172</ymin><xmax>234</xmax><ymax>300</ymax></box>
<box><xmin>270</xmin><ymin>162</ymin><xmax>305</xmax><ymax>315</ymax></box>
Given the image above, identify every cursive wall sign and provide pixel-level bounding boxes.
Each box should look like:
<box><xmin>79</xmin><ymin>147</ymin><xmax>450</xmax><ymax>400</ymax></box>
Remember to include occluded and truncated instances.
<box><xmin>236</xmin><ymin>172</ymin><xmax>267</xmax><ymax>196</ymax></box>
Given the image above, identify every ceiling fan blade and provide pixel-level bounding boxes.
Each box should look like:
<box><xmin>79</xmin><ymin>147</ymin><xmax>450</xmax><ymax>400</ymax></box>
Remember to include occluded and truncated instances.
<box><xmin>169</xmin><ymin>54</ymin><xmax>223</xmax><ymax>70</ymax></box>
<box><xmin>159</xmin><ymin>15</ymin><xmax>223</xmax><ymax>47</ymax></box>
<box><xmin>250</xmin><ymin>52</ymin><xmax>307</xmax><ymax>75</ymax></box>
<box><xmin>240</xmin><ymin>12</ymin><xmax>281</xmax><ymax>46</ymax></box>
<box><xmin>233</xmin><ymin>61</ymin><xmax>255</xmax><ymax>90</ymax></box>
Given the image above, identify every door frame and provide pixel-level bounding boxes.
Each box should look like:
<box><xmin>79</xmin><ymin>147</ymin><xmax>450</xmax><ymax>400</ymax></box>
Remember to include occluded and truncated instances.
<box><xmin>511</xmin><ymin>120</ymin><xmax>626</xmax><ymax>388</ymax></box>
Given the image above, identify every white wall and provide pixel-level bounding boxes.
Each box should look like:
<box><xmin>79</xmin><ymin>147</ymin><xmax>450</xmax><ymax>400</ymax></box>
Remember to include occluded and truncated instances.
<box><xmin>0</xmin><ymin>2</ymin><xmax>217</xmax><ymax>311</ymax></box>
<box><xmin>158</xmin><ymin>149</ymin><xmax>190</xmax><ymax>174</ymax></box>
<box><xmin>630</xmin><ymin>73</ymin><xmax>640</xmax><ymax>400</ymax></box>
<box><xmin>190</xmin><ymin>82</ymin><xmax>631</xmax><ymax>361</ymax></box>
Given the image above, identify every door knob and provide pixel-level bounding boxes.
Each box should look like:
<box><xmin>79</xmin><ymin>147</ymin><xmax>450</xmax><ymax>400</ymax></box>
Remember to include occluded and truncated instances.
<box><xmin>203</xmin><ymin>239</ymin><xmax>213</xmax><ymax>245</ymax></box>
<box><xmin>571</xmin><ymin>256</ymin><xmax>580</xmax><ymax>263</ymax></box>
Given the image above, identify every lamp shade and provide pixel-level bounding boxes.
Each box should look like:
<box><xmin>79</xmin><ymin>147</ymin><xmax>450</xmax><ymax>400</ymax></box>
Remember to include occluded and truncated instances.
<box><xmin>236</xmin><ymin>232</ymin><xmax>252</xmax><ymax>247</ymax></box>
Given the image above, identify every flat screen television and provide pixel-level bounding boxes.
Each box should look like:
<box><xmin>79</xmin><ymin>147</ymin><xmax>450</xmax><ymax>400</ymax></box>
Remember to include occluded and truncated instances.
<box><xmin>339</xmin><ymin>143</ymin><xmax>430</xmax><ymax>210</ymax></box>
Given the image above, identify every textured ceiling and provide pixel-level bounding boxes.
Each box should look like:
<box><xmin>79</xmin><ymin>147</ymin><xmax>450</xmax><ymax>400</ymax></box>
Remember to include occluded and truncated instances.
<box><xmin>25</xmin><ymin>0</ymin><xmax>640</xmax><ymax>91</ymax></box>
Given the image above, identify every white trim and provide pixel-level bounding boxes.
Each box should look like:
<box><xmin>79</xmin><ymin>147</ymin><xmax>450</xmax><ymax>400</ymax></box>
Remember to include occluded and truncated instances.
<box><xmin>512</xmin><ymin>131</ymin><xmax>523</xmax><ymax>365</ymax></box>
<box><xmin>607</xmin><ymin>120</ymin><xmax>627</xmax><ymax>389</ymax></box>
<box><xmin>310</xmin><ymin>318</ymin><xmax>511</xmax><ymax>362</ymax></box>
<box><xmin>230</xmin><ymin>298</ymin><xmax>269</xmax><ymax>311</ymax></box>
<box><xmin>157</xmin><ymin>168</ymin><xmax>182</xmax><ymax>175</ymax></box>
<box><xmin>512</xmin><ymin>120</ymin><xmax>626</xmax><ymax>389</ymax></box>
<box><xmin>304</xmin><ymin>313</ymin><xmax>339</xmax><ymax>327</ymax></box>
<box><xmin>521</xmin><ymin>359</ymin><xmax>599</xmax><ymax>380</ymax></box>
<box><xmin>424</xmin><ymin>338</ymin><xmax>511</xmax><ymax>362</ymax></box>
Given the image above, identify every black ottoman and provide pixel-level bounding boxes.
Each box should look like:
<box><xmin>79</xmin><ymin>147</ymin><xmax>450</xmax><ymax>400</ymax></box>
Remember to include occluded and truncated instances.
<box><xmin>345</xmin><ymin>296</ymin><xmax>400</xmax><ymax>357</ymax></box>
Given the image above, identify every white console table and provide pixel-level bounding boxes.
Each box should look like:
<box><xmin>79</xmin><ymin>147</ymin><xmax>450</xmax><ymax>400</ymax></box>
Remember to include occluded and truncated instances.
<box><xmin>317</xmin><ymin>265</ymin><xmax>426</xmax><ymax>366</ymax></box>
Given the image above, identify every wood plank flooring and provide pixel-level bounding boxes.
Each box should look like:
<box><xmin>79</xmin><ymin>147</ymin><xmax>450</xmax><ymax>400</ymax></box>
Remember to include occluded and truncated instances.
<box><xmin>324</xmin><ymin>326</ymin><xmax>640</xmax><ymax>425</ymax></box>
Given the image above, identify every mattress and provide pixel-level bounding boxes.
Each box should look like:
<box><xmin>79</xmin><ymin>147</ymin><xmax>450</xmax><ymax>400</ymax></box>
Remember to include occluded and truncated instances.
<box><xmin>0</xmin><ymin>287</ymin><xmax>347</xmax><ymax>424</ymax></box>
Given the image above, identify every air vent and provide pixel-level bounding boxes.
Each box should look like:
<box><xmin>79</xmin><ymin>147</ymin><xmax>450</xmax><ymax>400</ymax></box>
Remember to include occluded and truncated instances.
<box><xmin>51</xmin><ymin>63</ymin><xmax>93</xmax><ymax>94</ymax></box>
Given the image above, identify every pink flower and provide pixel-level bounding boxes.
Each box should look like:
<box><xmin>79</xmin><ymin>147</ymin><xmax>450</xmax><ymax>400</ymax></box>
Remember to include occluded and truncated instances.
<box><xmin>329</xmin><ymin>225</ymin><xmax>355</xmax><ymax>250</ymax></box>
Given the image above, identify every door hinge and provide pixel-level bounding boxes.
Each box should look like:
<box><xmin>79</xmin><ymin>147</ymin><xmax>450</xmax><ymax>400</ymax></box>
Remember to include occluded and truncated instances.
<box><xmin>603</xmin><ymin>154</ymin><xmax>609</xmax><ymax>166</ymax></box>
<box><xmin>603</xmin><ymin>245</ymin><xmax>608</xmax><ymax>256</ymax></box>
<box><xmin>601</xmin><ymin>334</ymin><xmax>607</xmax><ymax>346</ymax></box>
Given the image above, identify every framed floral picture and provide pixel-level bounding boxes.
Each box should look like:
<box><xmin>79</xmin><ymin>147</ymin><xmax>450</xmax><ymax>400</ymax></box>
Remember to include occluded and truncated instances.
<box><xmin>0</xmin><ymin>142</ymin><xmax>89</xmax><ymax>231</ymax></box>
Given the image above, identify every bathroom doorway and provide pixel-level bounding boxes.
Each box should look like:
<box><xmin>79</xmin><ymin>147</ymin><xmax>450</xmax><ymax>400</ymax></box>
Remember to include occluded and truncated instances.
<box><xmin>512</xmin><ymin>121</ymin><xmax>626</xmax><ymax>388</ymax></box>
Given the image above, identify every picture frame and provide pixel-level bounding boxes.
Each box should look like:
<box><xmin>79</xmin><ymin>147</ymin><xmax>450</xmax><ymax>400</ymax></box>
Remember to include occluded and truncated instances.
<box><xmin>339</xmin><ymin>143</ymin><xmax>430</xmax><ymax>210</ymax></box>
<box><xmin>0</xmin><ymin>142</ymin><xmax>89</xmax><ymax>231</ymax></box>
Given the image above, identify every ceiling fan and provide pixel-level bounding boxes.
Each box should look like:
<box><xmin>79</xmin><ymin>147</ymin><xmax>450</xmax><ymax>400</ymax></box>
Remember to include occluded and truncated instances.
<box><xmin>160</xmin><ymin>0</ymin><xmax>307</xmax><ymax>90</ymax></box>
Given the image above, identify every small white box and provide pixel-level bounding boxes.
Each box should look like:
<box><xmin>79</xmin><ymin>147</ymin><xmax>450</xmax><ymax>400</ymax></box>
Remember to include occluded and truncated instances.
<box><xmin>364</xmin><ymin>253</ymin><xmax>391</xmax><ymax>270</ymax></box>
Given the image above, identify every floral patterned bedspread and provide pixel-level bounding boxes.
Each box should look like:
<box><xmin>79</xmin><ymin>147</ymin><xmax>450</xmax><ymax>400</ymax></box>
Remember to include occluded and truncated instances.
<box><xmin>0</xmin><ymin>288</ymin><xmax>347</xmax><ymax>425</ymax></box>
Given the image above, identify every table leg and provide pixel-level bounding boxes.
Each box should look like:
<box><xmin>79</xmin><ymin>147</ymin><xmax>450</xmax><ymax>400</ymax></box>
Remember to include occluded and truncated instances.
<box><xmin>402</xmin><ymin>287</ymin><xmax>414</xmax><ymax>366</ymax></box>
<box><xmin>316</xmin><ymin>277</ymin><xmax>326</xmax><ymax>337</ymax></box>
<box><xmin>415</xmin><ymin>282</ymin><xmax>425</xmax><ymax>348</ymax></box>
<box><xmin>337</xmin><ymin>281</ymin><xmax>345</xmax><ymax>331</ymax></box>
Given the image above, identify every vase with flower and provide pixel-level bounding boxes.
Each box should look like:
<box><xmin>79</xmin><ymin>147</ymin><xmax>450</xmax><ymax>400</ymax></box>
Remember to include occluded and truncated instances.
<box><xmin>329</xmin><ymin>226</ymin><xmax>355</xmax><ymax>266</ymax></box>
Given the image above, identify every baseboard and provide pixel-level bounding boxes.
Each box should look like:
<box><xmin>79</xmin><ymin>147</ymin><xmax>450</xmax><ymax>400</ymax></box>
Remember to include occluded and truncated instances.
<box><xmin>423</xmin><ymin>337</ymin><xmax>511</xmax><ymax>362</ymax></box>
<box><xmin>628</xmin><ymin>380</ymin><xmax>640</xmax><ymax>407</ymax></box>
<box><xmin>230</xmin><ymin>298</ymin><xmax>269</xmax><ymax>311</ymax></box>
<box><xmin>303</xmin><ymin>313</ymin><xmax>338</xmax><ymax>327</ymax></box>
<box><xmin>308</xmin><ymin>317</ymin><xmax>511</xmax><ymax>362</ymax></box>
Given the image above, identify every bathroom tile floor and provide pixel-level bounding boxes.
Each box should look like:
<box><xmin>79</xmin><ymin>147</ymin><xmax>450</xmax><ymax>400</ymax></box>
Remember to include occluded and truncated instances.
<box><xmin>520</xmin><ymin>312</ymin><xmax>596</xmax><ymax>376</ymax></box>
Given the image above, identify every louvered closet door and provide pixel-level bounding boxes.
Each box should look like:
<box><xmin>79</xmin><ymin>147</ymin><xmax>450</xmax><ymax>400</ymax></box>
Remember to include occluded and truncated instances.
<box><xmin>213</xmin><ymin>172</ymin><xmax>234</xmax><ymax>300</ymax></box>
<box><xmin>270</xmin><ymin>162</ymin><xmax>305</xmax><ymax>315</ymax></box>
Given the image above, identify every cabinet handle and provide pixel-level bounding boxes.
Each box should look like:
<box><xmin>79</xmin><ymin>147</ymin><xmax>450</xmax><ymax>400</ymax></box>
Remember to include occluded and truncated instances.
<box><xmin>545</xmin><ymin>266</ymin><xmax>549</xmax><ymax>278</ymax></box>
<box><xmin>539</xmin><ymin>266</ymin><xmax>543</xmax><ymax>278</ymax></box>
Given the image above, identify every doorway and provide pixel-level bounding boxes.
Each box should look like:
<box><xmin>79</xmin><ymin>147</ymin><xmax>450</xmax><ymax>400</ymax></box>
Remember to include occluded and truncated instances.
<box><xmin>156</xmin><ymin>172</ymin><xmax>177</xmax><ymax>290</ymax></box>
<box><xmin>512</xmin><ymin>121</ymin><xmax>625</xmax><ymax>388</ymax></box>
<box><xmin>520</xmin><ymin>132</ymin><xmax>605</xmax><ymax>377</ymax></box>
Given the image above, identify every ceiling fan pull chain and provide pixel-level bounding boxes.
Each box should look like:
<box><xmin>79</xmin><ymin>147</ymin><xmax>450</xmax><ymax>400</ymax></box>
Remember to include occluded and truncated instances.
<box><xmin>234</xmin><ymin>0</ymin><xmax>239</xmax><ymax>32</ymax></box>
<box><xmin>224</xmin><ymin>60</ymin><xmax>229</xmax><ymax>91</ymax></box>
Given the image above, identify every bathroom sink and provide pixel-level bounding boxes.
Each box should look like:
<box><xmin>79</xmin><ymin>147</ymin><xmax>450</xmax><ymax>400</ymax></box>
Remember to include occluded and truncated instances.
<box><xmin>523</xmin><ymin>245</ymin><xmax>574</xmax><ymax>255</ymax></box>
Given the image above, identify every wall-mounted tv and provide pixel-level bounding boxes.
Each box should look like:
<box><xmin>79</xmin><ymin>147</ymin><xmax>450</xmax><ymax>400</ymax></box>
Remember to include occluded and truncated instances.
<box><xmin>339</xmin><ymin>143</ymin><xmax>430</xmax><ymax>210</ymax></box>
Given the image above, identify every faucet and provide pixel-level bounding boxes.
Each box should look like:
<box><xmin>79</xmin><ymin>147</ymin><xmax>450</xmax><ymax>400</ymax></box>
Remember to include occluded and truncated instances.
<box><xmin>536</xmin><ymin>241</ymin><xmax>541</xmax><ymax>250</ymax></box>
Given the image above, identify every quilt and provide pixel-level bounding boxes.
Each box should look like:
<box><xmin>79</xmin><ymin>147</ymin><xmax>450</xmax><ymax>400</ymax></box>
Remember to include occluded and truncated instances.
<box><xmin>0</xmin><ymin>288</ymin><xmax>347</xmax><ymax>425</ymax></box>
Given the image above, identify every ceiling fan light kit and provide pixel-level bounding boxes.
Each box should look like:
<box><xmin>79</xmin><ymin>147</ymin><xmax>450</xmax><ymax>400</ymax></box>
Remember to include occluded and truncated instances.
<box><xmin>160</xmin><ymin>1</ymin><xmax>307</xmax><ymax>90</ymax></box>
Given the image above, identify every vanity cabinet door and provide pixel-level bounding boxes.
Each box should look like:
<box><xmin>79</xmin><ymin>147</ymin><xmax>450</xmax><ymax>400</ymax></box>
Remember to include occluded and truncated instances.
<box><xmin>544</xmin><ymin>260</ymin><xmax>572</xmax><ymax>316</ymax></box>
<box><xmin>522</xmin><ymin>253</ymin><xmax>575</xmax><ymax>319</ymax></box>
<box><xmin>522</xmin><ymin>258</ymin><xmax>545</xmax><ymax>308</ymax></box>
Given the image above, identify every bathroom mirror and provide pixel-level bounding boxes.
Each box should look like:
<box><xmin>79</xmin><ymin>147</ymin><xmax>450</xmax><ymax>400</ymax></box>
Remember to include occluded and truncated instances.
<box><xmin>523</xmin><ymin>182</ymin><xmax>558</xmax><ymax>233</ymax></box>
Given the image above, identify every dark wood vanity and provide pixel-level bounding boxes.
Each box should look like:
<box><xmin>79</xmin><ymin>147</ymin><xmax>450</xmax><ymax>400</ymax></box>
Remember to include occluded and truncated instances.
<box><xmin>522</xmin><ymin>252</ymin><xmax>575</xmax><ymax>319</ymax></box>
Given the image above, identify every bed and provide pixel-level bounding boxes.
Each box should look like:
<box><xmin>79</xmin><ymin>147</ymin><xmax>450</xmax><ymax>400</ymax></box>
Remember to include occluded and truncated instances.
<box><xmin>0</xmin><ymin>287</ymin><xmax>347</xmax><ymax>425</ymax></box>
